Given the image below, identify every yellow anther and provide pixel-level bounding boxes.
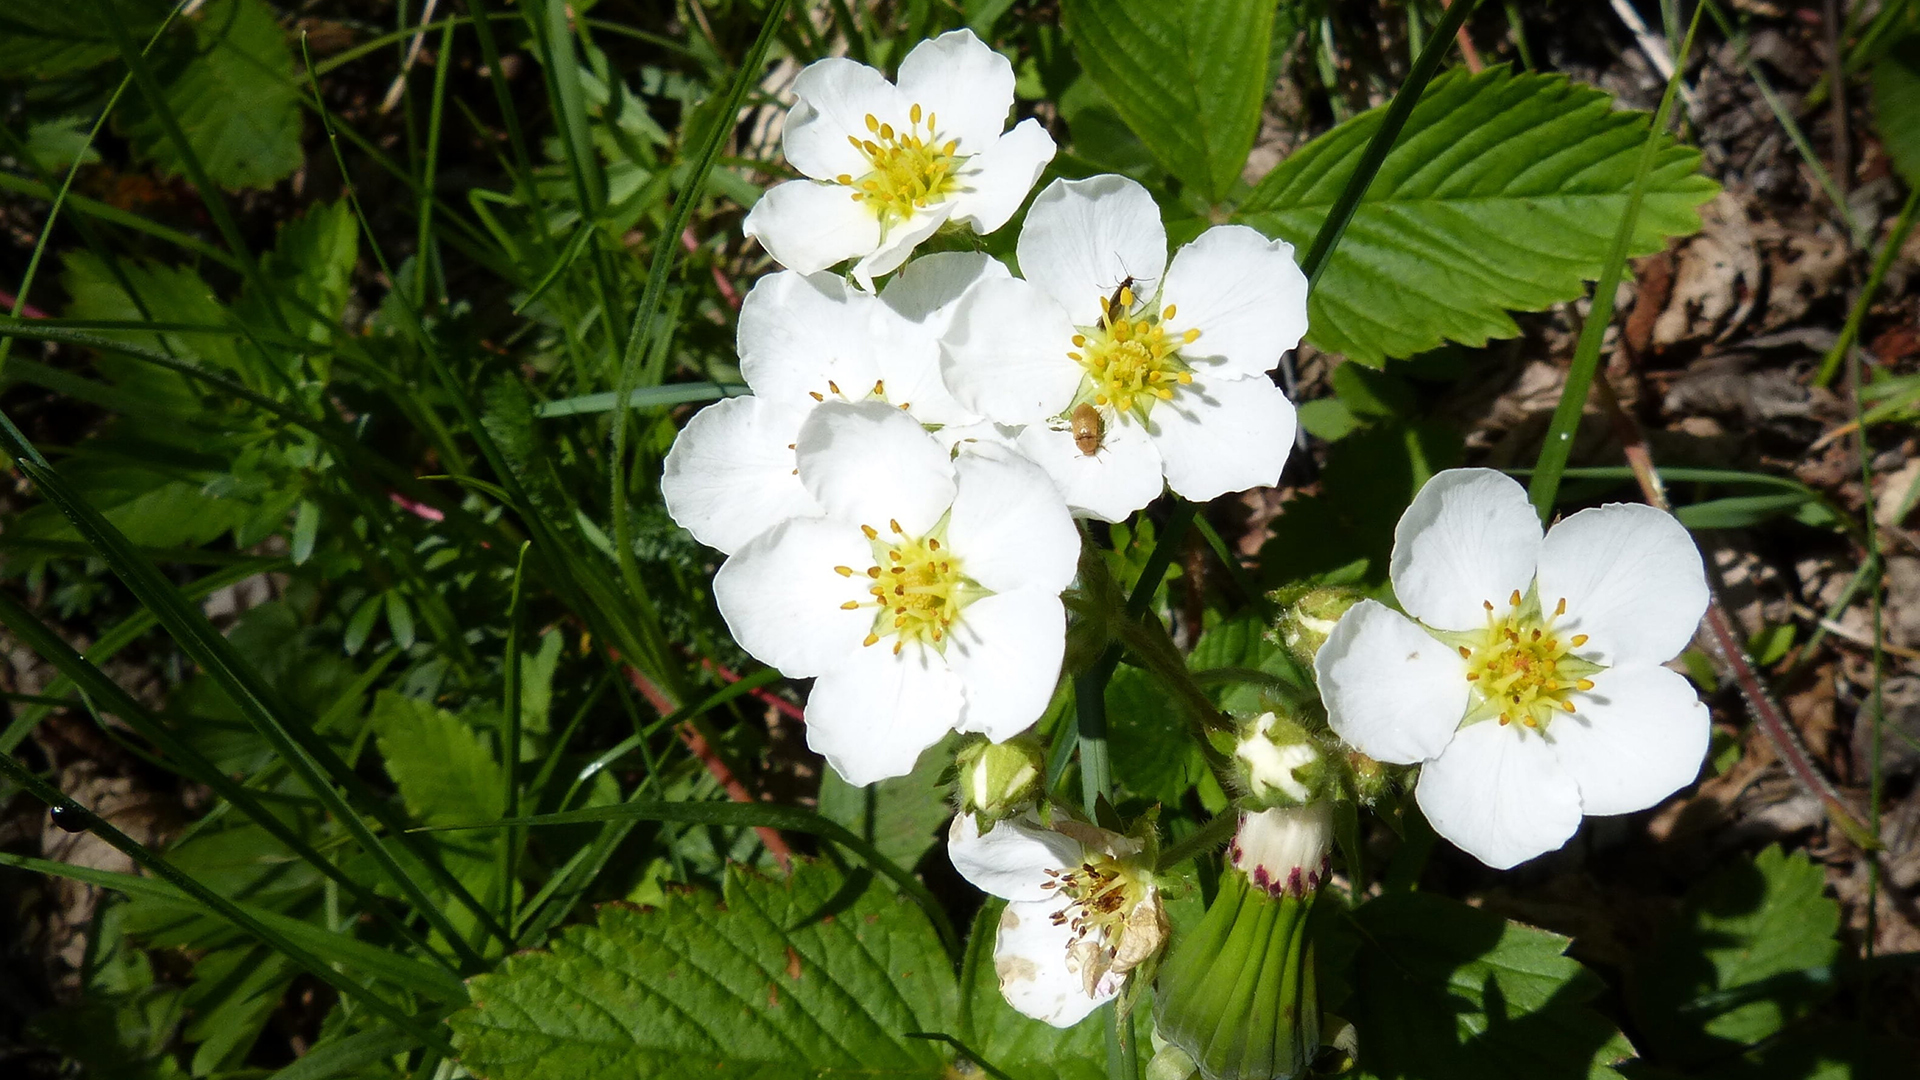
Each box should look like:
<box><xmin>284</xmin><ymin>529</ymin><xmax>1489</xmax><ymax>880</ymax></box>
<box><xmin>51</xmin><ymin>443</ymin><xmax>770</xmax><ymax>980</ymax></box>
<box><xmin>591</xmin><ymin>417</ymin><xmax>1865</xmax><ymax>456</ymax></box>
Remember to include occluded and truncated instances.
<box><xmin>861</xmin><ymin>524</ymin><xmax>879</xmax><ymax>539</ymax></box>
<box><xmin>1073</xmin><ymin>334</ymin><xmax>1087</xmax><ymax>347</ymax></box>
<box><xmin>889</xmin><ymin>519</ymin><xmax>903</xmax><ymax>534</ymax></box>
<box><xmin>1555</xmin><ymin>597</ymin><xmax>1568</xmax><ymax>616</ymax></box>
<box><xmin>834</xmin><ymin>566</ymin><xmax>854</xmax><ymax>577</ymax></box>
<box><xmin>873</xmin><ymin>379</ymin><xmax>885</xmax><ymax>395</ymax></box>
<box><xmin>928</xmin><ymin>538</ymin><xmax>940</xmax><ymax>551</ymax></box>
<box><xmin>809</xmin><ymin>391</ymin><xmax>824</xmax><ymax>402</ymax></box>
<box><xmin>1182</xmin><ymin>329</ymin><xmax>1200</xmax><ymax>344</ymax></box>
<box><xmin>1509</xmin><ymin>590</ymin><xmax>1523</xmax><ymax>607</ymax></box>
<box><xmin>841</xmin><ymin>601</ymin><xmax>860</xmax><ymax>610</ymax></box>
<box><xmin>1571</xmin><ymin>634</ymin><xmax>1589</xmax><ymax>647</ymax></box>
<box><xmin>1576</xmin><ymin>679</ymin><xmax>1595</xmax><ymax>691</ymax></box>
<box><xmin>1162</xmin><ymin>304</ymin><xmax>1177</xmax><ymax>320</ymax></box>
<box><xmin>828</xmin><ymin>380</ymin><xmax>841</xmax><ymax>395</ymax></box>
<box><xmin>865</xmin><ymin>113</ymin><xmax>880</xmax><ymax>132</ymax></box>
<box><xmin>863</xmin><ymin>633</ymin><xmax>880</xmax><ymax>647</ymax></box>
<box><xmin>911</xmin><ymin>103</ymin><xmax>922</xmax><ymax>124</ymax></box>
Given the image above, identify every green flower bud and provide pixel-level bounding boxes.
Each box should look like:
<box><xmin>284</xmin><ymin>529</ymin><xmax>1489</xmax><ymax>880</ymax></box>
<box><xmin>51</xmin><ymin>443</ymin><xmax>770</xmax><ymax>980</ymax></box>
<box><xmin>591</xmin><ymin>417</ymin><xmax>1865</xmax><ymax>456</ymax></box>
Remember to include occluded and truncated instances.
<box><xmin>1154</xmin><ymin>804</ymin><xmax>1332</xmax><ymax>1080</ymax></box>
<box><xmin>1343</xmin><ymin>748</ymin><xmax>1395</xmax><ymax>808</ymax></box>
<box><xmin>1267</xmin><ymin>585</ymin><xmax>1363</xmax><ymax>669</ymax></box>
<box><xmin>953</xmin><ymin>736</ymin><xmax>1045</xmax><ymax>824</ymax></box>
<box><xmin>1231</xmin><ymin>712</ymin><xmax>1325</xmax><ymax>809</ymax></box>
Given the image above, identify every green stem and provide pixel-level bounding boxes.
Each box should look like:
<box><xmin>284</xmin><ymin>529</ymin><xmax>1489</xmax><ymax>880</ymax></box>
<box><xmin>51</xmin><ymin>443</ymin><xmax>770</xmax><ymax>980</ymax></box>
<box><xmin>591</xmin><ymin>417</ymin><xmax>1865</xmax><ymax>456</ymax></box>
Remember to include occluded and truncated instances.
<box><xmin>1816</xmin><ymin>180</ymin><xmax>1920</xmax><ymax>388</ymax></box>
<box><xmin>1528</xmin><ymin>3</ymin><xmax>1704</xmax><ymax>521</ymax></box>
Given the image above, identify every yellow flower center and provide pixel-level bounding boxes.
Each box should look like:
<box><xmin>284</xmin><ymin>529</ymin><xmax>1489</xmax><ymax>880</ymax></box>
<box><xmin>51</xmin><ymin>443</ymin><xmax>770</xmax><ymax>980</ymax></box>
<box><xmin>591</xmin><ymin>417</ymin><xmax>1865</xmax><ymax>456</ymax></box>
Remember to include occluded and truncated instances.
<box><xmin>1044</xmin><ymin>853</ymin><xmax>1163</xmax><ymax>991</ymax></box>
<box><xmin>1067</xmin><ymin>287</ymin><xmax>1200</xmax><ymax>420</ymax></box>
<box><xmin>835</xmin><ymin>105</ymin><xmax>965</xmax><ymax>228</ymax></box>
<box><xmin>835</xmin><ymin>518</ymin><xmax>980</xmax><ymax>655</ymax></box>
<box><xmin>1457</xmin><ymin>590</ymin><xmax>1603</xmax><ymax>730</ymax></box>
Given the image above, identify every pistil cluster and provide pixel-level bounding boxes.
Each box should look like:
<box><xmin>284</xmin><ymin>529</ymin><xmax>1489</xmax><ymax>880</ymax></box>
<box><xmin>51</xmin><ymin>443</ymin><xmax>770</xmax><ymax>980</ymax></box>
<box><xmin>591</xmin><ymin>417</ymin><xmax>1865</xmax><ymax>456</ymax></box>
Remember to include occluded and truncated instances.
<box><xmin>837</xmin><ymin>519</ymin><xmax>975</xmax><ymax>654</ymax></box>
<box><xmin>1068</xmin><ymin>287</ymin><xmax>1199</xmax><ymax>418</ymax></box>
<box><xmin>1043</xmin><ymin>854</ymin><xmax>1162</xmax><ymax>996</ymax></box>
<box><xmin>835</xmin><ymin>107</ymin><xmax>965</xmax><ymax>228</ymax></box>
<box><xmin>1458</xmin><ymin>590</ymin><xmax>1601</xmax><ymax>730</ymax></box>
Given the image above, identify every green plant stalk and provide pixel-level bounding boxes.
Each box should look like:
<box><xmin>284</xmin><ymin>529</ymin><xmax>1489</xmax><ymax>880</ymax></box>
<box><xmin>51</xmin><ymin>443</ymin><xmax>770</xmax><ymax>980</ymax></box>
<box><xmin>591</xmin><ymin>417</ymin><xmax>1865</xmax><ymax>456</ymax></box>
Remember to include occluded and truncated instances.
<box><xmin>1848</xmin><ymin>305</ymin><xmax>1889</xmax><ymax>957</ymax></box>
<box><xmin>1816</xmin><ymin>181</ymin><xmax>1920</xmax><ymax>387</ymax></box>
<box><xmin>0</xmin><ymin>754</ymin><xmax>451</xmax><ymax>1051</ymax></box>
<box><xmin>0</xmin><ymin>591</ymin><xmax>465</xmax><ymax>976</ymax></box>
<box><xmin>1703</xmin><ymin>0</ymin><xmax>1855</xmax><ymax>239</ymax></box>
<box><xmin>608</xmin><ymin>0</ymin><xmax>794</xmax><ymax>707</ymax></box>
<box><xmin>1298</xmin><ymin>0</ymin><xmax>1481</xmax><ymax>290</ymax></box>
<box><xmin>1528</xmin><ymin>3</ymin><xmax>1704</xmax><ymax>521</ymax></box>
<box><xmin>410</xmin><ymin>19</ymin><xmax>457</xmax><ymax>308</ymax></box>
<box><xmin>502</xmin><ymin>542</ymin><xmax>532</xmax><ymax>930</ymax></box>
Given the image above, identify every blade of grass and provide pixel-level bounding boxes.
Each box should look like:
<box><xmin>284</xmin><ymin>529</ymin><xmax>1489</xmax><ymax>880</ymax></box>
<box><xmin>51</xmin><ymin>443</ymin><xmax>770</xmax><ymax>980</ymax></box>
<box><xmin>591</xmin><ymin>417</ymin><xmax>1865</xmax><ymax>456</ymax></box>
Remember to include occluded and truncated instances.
<box><xmin>0</xmin><ymin>757</ymin><xmax>454</xmax><ymax>1049</ymax></box>
<box><xmin>0</xmin><ymin>409</ymin><xmax>509</xmax><ymax>966</ymax></box>
<box><xmin>1528</xmin><ymin>3</ymin><xmax>1704</xmax><ymax>521</ymax></box>
<box><xmin>534</xmin><ymin>381</ymin><xmax>747</xmax><ymax>417</ymax></box>
<box><xmin>501</xmin><ymin>542</ymin><xmax>531</xmax><ymax>930</ymax></box>
<box><xmin>421</xmin><ymin>797</ymin><xmax>961</xmax><ymax>958</ymax></box>
<box><xmin>93</xmin><ymin>0</ymin><xmax>293</xmax><ymax>336</ymax></box>
<box><xmin>0</xmin><ymin>852</ymin><xmax>466</xmax><ymax>1003</ymax></box>
<box><xmin>1815</xmin><ymin>181</ymin><xmax>1920</xmax><ymax>387</ymax></box>
<box><xmin>608</xmin><ymin>0</ymin><xmax>793</xmax><ymax>694</ymax></box>
<box><xmin>0</xmin><ymin>590</ymin><xmax>466</xmax><ymax>977</ymax></box>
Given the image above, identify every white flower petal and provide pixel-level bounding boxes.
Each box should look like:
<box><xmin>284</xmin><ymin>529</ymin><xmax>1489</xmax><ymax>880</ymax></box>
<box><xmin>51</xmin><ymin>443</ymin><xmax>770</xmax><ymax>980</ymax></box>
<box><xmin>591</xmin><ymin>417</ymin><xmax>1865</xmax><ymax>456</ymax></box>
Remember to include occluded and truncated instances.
<box><xmin>1316</xmin><ymin>600</ymin><xmax>1468</xmax><ymax>765</ymax></box>
<box><xmin>795</xmin><ymin>401</ymin><xmax>955</xmax><ymax>534</ymax></box>
<box><xmin>852</xmin><ymin>202</ymin><xmax>956</xmax><ymax>290</ymax></box>
<box><xmin>948</xmin><ymin>119</ymin><xmax>1057</xmax><ymax>235</ymax></box>
<box><xmin>713</xmin><ymin>518</ymin><xmax>874</xmax><ymax>677</ymax></box>
<box><xmin>1146</xmin><ymin>370</ymin><xmax>1295</xmax><ymax>503</ymax></box>
<box><xmin>742</xmin><ymin>180</ymin><xmax>883</xmax><ymax>276</ymax></box>
<box><xmin>869</xmin><ymin>295</ymin><xmax>978</xmax><ymax>427</ymax></box>
<box><xmin>1014</xmin><ymin>417</ymin><xmax>1164</xmax><ymax>523</ymax></box>
<box><xmin>894</xmin><ymin>29</ymin><xmax>1016</xmax><ymax>156</ymax></box>
<box><xmin>1549</xmin><ymin>665</ymin><xmax>1710</xmax><ymax>816</ymax></box>
<box><xmin>784</xmin><ymin>58</ymin><xmax>905</xmax><ymax>180</ymax></box>
<box><xmin>942</xmin><ymin>276</ymin><xmax>1083</xmax><ymax>424</ymax></box>
<box><xmin>949</xmin><ymin>590</ymin><xmax>1066</xmax><ymax>742</ymax></box>
<box><xmin>946</xmin><ymin>443</ymin><xmax>1080</xmax><ymax>593</ymax></box>
<box><xmin>660</xmin><ymin>396</ymin><xmax>819</xmax><ymax>555</ymax></box>
<box><xmin>948</xmin><ymin>812</ymin><xmax>1079</xmax><ymax>901</ymax></box>
<box><xmin>804</xmin><ymin>639</ymin><xmax>964</xmax><ymax>785</ymax></box>
<box><xmin>995</xmin><ymin>897</ymin><xmax>1116</xmax><ymax>1027</ymax></box>
<box><xmin>1160</xmin><ymin>225</ymin><xmax>1309</xmax><ymax>378</ymax></box>
<box><xmin>880</xmin><ymin>251</ymin><xmax>1012</xmax><ymax>335</ymax></box>
<box><xmin>1415</xmin><ymin>720</ymin><xmax>1584</xmax><ymax>870</ymax></box>
<box><xmin>1390</xmin><ymin>468</ymin><xmax>1544</xmax><ymax>632</ymax></box>
<box><xmin>738</xmin><ymin>271</ymin><xmax>882</xmax><ymax>409</ymax></box>
<box><xmin>1535</xmin><ymin>503</ymin><xmax>1708</xmax><ymax>667</ymax></box>
<box><xmin>936</xmin><ymin>420</ymin><xmax>1024</xmax><ymax>455</ymax></box>
<box><xmin>1016</xmin><ymin>176</ymin><xmax>1168</xmax><ymax>326</ymax></box>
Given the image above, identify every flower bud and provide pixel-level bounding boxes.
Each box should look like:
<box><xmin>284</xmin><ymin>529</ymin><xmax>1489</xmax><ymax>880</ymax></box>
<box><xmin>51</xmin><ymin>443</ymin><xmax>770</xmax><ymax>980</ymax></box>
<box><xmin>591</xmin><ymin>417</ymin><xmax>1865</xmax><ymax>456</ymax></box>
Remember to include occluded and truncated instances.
<box><xmin>953</xmin><ymin>736</ymin><xmax>1045</xmax><ymax>824</ymax></box>
<box><xmin>1230</xmin><ymin>712</ymin><xmax>1324</xmax><ymax>809</ymax></box>
<box><xmin>1344</xmin><ymin>748</ymin><xmax>1395</xmax><ymax>808</ymax></box>
<box><xmin>1266</xmin><ymin>585</ymin><xmax>1362</xmax><ymax>669</ymax></box>
<box><xmin>1229</xmin><ymin>803</ymin><xmax>1333</xmax><ymax>899</ymax></box>
<box><xmin>1154</xmin><ymin>804</ymin><xmax>1333</xmax><ymax>1080</ymax></box>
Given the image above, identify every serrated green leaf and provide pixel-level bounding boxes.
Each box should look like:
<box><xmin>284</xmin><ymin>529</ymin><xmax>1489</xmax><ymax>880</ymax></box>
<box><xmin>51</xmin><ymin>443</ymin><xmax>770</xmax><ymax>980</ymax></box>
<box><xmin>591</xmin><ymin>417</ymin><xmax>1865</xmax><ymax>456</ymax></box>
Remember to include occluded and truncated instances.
<box><xmin>236</xmin><ymin>199</ymin><xmax>358</xmax><ymax>382</ymax></box>
<box><xmin>1062</xmin><ymin>0</ymin><xmax>1274</xmax><ymax>201</ymax></box>
<box><xmin>1632</xmin><ymin>845</ymin><xmax>1841</xmax><ymax>1063</ymax></box>
<box><xmin>1238</xmin><ymin>66</ymin><xmax>1717</xmax><ymax>363</ymax></box>
<box><xmin>121</xmin><ymin>0</ymin><xmax>302</xmax><ymax>191</ymax></box>
<box><xmin>449</xmin><ymin>860</ymin><xmax>959</xmax><ymax>1080</ymax></box>
<box><xmin>1873</xmin><ymin>36</ymin><xmax>1920</xmax><ymax>183</ymax></box>
<box><xmin>0</xmin><ymin>3</ymin><xmax>162</xmax><ymax>77</ymax></box>
<box><xmin>371</xmin><ymin>691</ymin><xmax>504</xmax><ymax>829</ymax></box>
<box><xmin>1339</xmin><ymin>891</ymin><xmax>1636</xmax><ymax>1080</ymax></box>
<box><xmin>1107</xmin><ymin>663</ymin><xmax>1207</xmax><ymax>804</ymax></box>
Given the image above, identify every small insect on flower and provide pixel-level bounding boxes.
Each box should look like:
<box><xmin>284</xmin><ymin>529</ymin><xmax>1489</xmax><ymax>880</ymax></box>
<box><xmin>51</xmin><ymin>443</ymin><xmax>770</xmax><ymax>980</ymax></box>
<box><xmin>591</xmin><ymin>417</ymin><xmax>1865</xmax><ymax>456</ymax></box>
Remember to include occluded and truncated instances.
<box><xmin>1069</xmin><ymin>402</ymin><xmax>1104</xmax><ymax>456</ymax></box>
<box><xmin>1103</xmin><ymin>274</ymin><xmax>1136</xmax><ymax>324</ymax></box>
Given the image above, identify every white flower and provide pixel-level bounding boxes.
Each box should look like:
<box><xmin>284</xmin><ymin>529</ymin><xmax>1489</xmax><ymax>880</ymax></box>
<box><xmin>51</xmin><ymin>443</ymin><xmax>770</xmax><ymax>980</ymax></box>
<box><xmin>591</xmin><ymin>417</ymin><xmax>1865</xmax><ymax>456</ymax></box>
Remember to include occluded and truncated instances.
<box><xmin>712</xmin><ymin>400</ymin><xmax>1078</xmax><ymax>784</ymax></box>
<box><xmin>1314</xmin><ymin>469</ymin><xmax>1712</xmax><ymax>869</ymax></box>
<box><xmin>661</xmin><ymin>253</ymin><xmax>1005</xmax><ymax>554</ymax></box>
<box><xmin>948</xmin><ymin>812</ymin><xmax>1166</xmax><ymax>1027</ymax></box>
<box><xmin>942</xmin><ymin>174</ymin><xmax>1306</xmax><ymax>521</ymax></box>
<box><xmin>742</xmin><ymin>30</ymin><xmax>1056</xmax><ymax>289</ymax></box>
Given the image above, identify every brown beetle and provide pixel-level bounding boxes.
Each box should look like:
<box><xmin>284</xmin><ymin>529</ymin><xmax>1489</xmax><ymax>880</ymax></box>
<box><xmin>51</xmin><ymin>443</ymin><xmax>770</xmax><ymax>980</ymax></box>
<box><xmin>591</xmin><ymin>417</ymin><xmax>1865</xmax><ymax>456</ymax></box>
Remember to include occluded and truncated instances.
<box><xmin>1070</xmin><ymin>402</ymin><xmax>1105</xmax><ymax>456</ymax></box>
<box><xmin>1103</xmin><ymin>275</ymin><xmax>1136</xmax><ymax>326</ymax></box>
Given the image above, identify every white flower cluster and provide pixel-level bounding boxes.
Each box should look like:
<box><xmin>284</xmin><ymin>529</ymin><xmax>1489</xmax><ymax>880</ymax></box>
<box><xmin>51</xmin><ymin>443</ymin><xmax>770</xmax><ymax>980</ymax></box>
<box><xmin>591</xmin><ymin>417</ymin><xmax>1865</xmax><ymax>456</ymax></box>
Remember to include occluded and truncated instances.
<box><xmin>664</xmin><ymin>31</ymin><xmax>1308</xmax><ymax>787</ymax></box>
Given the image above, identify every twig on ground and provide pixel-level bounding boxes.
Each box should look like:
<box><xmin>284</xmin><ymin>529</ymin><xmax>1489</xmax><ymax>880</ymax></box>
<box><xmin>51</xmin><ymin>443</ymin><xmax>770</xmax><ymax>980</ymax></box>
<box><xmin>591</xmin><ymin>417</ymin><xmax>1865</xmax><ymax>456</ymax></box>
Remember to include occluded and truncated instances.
<box><xmin>379</xmin><ymin>0</ymin><xmax>443</xmax><ymax>115</ymax></box>
<box><xmin>1590</xmin><ymin>376</ymin><xmax>1879</xmax><ymax>851</ymax></box>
